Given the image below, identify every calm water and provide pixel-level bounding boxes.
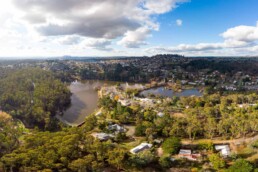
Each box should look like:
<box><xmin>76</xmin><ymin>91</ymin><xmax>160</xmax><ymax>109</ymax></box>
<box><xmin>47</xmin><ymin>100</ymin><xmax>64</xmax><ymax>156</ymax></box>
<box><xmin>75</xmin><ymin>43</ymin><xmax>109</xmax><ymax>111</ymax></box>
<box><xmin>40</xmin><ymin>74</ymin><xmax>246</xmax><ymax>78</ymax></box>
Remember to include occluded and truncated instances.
<box><xmin>140</xmin><ymin>87</ymin><xmax>202</xmax><ymax>98</ymax></box>
<box><xmin>58</xmin><ymin>80</ymin><xmax>143</xmax><ymax>125</ymax></box>
<box><xmin>58</xmin><ymin>80</ymin><xmax>108</xmax><ymax>125</ymax></box>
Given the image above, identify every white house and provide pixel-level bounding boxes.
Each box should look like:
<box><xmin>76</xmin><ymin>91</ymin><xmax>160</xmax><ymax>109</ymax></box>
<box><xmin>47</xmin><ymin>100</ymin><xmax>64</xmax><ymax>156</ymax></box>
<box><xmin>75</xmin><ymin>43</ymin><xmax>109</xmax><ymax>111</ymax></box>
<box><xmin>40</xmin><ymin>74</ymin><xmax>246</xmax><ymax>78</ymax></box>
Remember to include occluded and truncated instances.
<box><xmin>92</xmin><ymin>133</ymin><xmax>114</xmax><ymax>141</ymax></box>
<box><xmin>179</xmin><ymin>149</ymin><xmax>191</xmax><ymax>156</ymax></box>
<box><xmin>215</xmin><ymin>145</ymin><xmax>231</xmax><ymax>157</ymax></box>
<box><xmin>130</xmin><ymin>143</ymin><xmax>152</xmax><ymax>154</ymax></box>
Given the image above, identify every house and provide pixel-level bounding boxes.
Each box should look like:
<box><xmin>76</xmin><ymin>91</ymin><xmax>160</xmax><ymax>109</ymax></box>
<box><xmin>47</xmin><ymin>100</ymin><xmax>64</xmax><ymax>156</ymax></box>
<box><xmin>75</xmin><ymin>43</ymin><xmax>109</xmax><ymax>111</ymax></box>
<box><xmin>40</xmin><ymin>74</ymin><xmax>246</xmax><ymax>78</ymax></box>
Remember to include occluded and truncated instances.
<box><xmin>92</xmin><ymin>133</ymin><xmax>114</xmax><ymax>141</ymax></box>
<box><xmin>179</xmin><ymin>149</ymin><xmax>191</xmax><ymax>156</ymax></box>
<box><xmin>153</xmin><ymin>139</ymin><xmax>163</xmax><ymax>144</ymax></box>
<box><xmin>178</xmin><ymin>149</ymin><xmax>201</xmax><ymax>161</ymax></box>
<box><xmin>130</xmin><ymin>143</ymin><xmax>152</xmax><ymax>154</ymax></box>
<box><xmin>215</xmin><ymin>145</ymin><xmax>231</xmax><ymax>157</ymax></box>
<box><xmin>108</xmin><ymin>124</ymin><xmax>126</xmax><ymax>133</ymax></box>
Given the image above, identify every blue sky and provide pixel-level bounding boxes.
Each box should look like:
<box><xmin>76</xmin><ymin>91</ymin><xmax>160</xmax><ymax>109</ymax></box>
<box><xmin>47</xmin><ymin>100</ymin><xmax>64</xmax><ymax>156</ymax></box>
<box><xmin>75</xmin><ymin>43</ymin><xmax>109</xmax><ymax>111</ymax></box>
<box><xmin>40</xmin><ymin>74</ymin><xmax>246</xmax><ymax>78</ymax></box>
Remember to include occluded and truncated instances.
<box><xmin>151</xmin><ymin>0</ymin><xmax>258</xmax><ymax>45</ymax></box>
<box><xmin>0</xmin><ymin>0</ymin><xmax>258</xmax><ymax>57</ymax></box>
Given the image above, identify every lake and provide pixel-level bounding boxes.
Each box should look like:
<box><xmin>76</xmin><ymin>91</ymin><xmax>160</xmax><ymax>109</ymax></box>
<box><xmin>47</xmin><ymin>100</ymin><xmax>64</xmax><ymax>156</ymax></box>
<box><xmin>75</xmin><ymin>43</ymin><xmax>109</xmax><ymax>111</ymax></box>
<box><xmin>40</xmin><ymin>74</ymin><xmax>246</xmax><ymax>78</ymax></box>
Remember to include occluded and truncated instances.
<box><xmin>57</xmin><ymin>80</ymin><xmax>143</xmax><ymax>126</ymax></box>
<box><xmin>139</xmin><ymin>87</ymin><xmax>202</xmax><ymax>98</ymax></box>
<box><xmin>57</xmin><ymin>80</ymin><xmax>108</xmax><ymax>126</ymax></box>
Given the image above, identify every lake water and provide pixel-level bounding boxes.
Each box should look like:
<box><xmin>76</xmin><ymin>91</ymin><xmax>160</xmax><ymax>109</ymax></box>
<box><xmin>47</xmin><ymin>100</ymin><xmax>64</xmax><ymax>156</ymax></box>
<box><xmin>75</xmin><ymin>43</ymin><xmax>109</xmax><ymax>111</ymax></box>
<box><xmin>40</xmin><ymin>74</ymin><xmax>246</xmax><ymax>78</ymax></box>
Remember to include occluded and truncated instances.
<box><xmin>57</xmin><ymin>80</ymin><xmax>142</xmax><ymax>126</ymax></box>
<box><xmin>139</xmin><ymin>87</ymin><xmax>202</xmax><ymax>98</ymax></box>
<box><xmin>57</xmin><ymin>80</ymin><xmax>107</xmax><ymax>126</ymax></box>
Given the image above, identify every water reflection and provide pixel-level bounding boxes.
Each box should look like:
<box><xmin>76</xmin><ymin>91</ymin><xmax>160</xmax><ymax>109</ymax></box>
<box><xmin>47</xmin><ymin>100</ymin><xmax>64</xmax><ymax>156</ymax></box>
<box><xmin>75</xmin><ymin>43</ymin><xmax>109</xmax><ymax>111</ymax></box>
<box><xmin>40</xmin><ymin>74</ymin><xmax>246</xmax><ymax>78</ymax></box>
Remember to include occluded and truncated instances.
<box><xmin>59</xmin><ymin>80</ymin><xmax>105</xmax><ymax>125</ymax></box>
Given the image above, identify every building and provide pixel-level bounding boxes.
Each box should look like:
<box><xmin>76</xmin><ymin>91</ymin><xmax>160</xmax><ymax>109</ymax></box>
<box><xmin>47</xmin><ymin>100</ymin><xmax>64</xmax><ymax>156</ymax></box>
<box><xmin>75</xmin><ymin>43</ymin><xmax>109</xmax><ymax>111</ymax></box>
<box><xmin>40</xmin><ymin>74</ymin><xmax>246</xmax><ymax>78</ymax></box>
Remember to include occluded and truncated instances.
<box><xmin>130</xmin><ymin>143</ymin><xmax>152</xmax><ymax>154</ymax></box>
<box><xmin>178</xmin><ymin>149</ymin><xmax>201</xmax><ymax>161</ymax></box>
<box><xmin>92</xmin><ymin>133</ymin><xmax>114</xmax><ymax>141</ymax></box>
<box><xmin>108</xmin><ymin>124</ymin><xmax>126</xmax><ymax>133</ymax></box>
<box><xmin>215</xmin><ymin>145</ymin><xmax>231</xmax><ymax>157</ymax></box>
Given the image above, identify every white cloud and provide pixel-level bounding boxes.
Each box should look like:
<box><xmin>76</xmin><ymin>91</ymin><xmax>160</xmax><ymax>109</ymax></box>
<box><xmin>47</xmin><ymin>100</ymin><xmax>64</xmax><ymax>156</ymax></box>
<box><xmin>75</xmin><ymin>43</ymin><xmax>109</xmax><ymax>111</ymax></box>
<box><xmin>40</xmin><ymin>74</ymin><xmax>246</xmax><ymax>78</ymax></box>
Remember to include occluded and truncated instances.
<box><xmin>176</xmin><ymin>19</ymin><xmax>183</xmax><ymax>26</ymax></box>
<box><xmin>221</xmin><ymin>22</ymin><xmax>258</xmax><ymax>42</ymax></box>
<box><xmin>144</xmin><ymin>0</ymin><xmax>188</xmax><ymax>14</ymax></box>
<box><xmin>10</xmin><ymin>0</ymin><xmax>188</xmax><ymax>46</ymax></box>
<box><xmin>118</xmin><ymin>27</ymin><xmax>151</xmax><ymax>48</ymax></box>
<box><xmin>146</xmin><ymin>22</ymin><xmax>258</xmax><ymax>55</ymax></box>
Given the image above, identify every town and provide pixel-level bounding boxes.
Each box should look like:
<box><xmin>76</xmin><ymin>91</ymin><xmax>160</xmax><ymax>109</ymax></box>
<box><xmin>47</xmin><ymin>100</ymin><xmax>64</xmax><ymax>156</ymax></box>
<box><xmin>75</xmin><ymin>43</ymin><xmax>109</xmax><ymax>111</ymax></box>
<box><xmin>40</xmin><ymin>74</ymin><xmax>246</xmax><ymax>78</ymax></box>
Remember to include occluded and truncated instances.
<box><xmin>0</xmin><ymin>55</ymin><xmax>257</xmax><ymax>171</ymax></box>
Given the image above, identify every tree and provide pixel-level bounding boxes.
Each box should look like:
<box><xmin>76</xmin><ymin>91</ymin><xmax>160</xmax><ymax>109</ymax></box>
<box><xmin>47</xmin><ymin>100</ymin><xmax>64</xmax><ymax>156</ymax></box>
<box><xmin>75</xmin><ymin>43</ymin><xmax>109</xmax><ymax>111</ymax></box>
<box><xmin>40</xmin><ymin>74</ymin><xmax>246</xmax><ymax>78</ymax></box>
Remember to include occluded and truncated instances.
<box><xmin>227</xmin><ymin>159</ymin><xmax>253</xmax><ymax>172</ymax></box>
<box><xmin>208</xmin><ymin>153</ymin><xmax>226</xmax><ymax>170</ymax></box>
<box><xmin>0</xmin><ymin>68</ymin><xmax>71</xmax><ymax>130</ymax></box>
<box><xmin>162</xmin><ymin>137</ymin><xmax>181</xmax><ymax>155</ymax></box>
<box><xmin>129</xmin><ymin>150</ymin><xmax>155</xmax><ymax>167</ymax></box>
<box><xmin>69</xmin><ymin>159</ymin><xmax>86</xmax><ymax>172</ymax></box>
<box><xmin>82</xmin><ymin>115</ymin><xmax>97</xmax><ymax>132</ymax></box>
<box><xmin>159</xmin><ymin>155</ymin><xmax>173</xmax><ymax>168</ymax></box>
<box><xmin>0</xmin><ymin>112</ymin><xmax>22</xmax><ymax>157</ymax></box>
<box><xmin>107</xmin><ymin>148</ymin><xmax>127</xmax><ymax>169</ymax></box>
<box><xmin>135</xmin><ymin>123</ymin><xmax>146</xmax><ymax>136</ymax></box>
<box><xmin>204</xmin><ymin>116</ymin><xmax>217</xmax><ymax>139</ymax></box>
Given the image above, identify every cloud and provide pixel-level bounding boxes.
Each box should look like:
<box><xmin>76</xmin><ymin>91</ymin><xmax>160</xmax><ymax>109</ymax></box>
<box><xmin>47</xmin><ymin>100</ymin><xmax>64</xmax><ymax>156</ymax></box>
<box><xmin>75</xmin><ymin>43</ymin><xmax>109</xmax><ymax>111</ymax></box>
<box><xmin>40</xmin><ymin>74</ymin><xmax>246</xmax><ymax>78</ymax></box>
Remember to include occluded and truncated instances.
<box><xmin>11</xmin><ymin>0</ymin><xmax>189</xmax><ymax>47</ymax></box>
<box><xmin>144</xmin><ymin>0</ymin><xmax>188</xmax><ymax>14</ymax></box>
<box><xmin>80</xmin><ymin>38</ymin><xmax>113</xmax><ymax>51</ymax></box>
<box><xmin>176</xmin><ymin>19</ymin><xmax>183</xmax><ymax>26</ymax></box>
<box><xmin>145</xmin><ymin>43</ymin><xmax>224</xmax><ymax>54</ymax></box>
<box><xmin>118</xmin><ymin>27</ymin><xmax>151</xmax><ymax>48</ymax></box>
<box><xmin>55</xmin><ymin>36</ymin><xmax>81</xmax><ymax>45</ymax></box>
<box><xmin>221</xmin><ymin>22</ymin><xmax>258</xmax><ymax>42</ymax></box>
<box><xmin>146</xmin><ymin>22</ymin><xmax>258</xmax><ymax>55</ymax></box>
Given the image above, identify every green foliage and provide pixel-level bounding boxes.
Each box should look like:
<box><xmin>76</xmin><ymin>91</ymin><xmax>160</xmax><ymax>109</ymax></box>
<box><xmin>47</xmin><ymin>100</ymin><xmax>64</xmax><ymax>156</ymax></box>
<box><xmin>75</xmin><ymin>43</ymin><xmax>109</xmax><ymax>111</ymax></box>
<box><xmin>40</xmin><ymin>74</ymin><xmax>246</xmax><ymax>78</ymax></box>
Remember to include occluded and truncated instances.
<box><xmin>0</xmin><ymin>127</ymin><xmax>111</xmax><ymax>171</ymax></box>
<box><xmin>107</xmin><ymin>147</ymin><xmax>127</xmax><ymax>169</ymax></box>
<box><xmin>208</xmin><ymin>153</ymin><xmax>226</xmax><ymax>170</ymax></box>
<box><xmin>135</xmin><ymin>123</ymin><xmax>146</xmax><ymax>136</ymax></box>
<box><xmin>162</xmin><ymin>137</ymin><xmax>181</xmax><ymax>155</ymax></box>
<box><xmin>82</xmin><ymin>115</ymin><xmax>97</xmax><ymax>132</ymax></box>
<box><xmin>159</xmin><ymin>155</ymin><xmax>173</xmax><ymax>168</ymax></box>
<box><xmin>0</xmin><ymin>68</ymin><xmax>71</xmax><ymax>130</ymax></box>
<box><xmin>197</xmin><ymin>141</ymin><xmax>214</xmax><ymax>151</ymax></box>
<box><xmin>227</xmin><ymin>159</ymin><xmax>253</xmax><ymax>172</ymax></box>
<box><xmin>0</xmin><ymin>112</ymin><xmax>22</xmax><ymax>157</ymax></box>
<box><xmin>129</xmin><ymin>150</ymin><xmax>156</xmax><ymax>167</ymax></box>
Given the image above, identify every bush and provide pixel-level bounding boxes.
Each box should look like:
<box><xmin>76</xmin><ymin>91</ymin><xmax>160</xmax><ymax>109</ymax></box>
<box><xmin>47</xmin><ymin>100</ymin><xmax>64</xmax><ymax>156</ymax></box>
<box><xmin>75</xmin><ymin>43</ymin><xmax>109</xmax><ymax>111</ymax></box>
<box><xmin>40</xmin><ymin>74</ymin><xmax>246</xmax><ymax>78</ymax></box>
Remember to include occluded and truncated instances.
<box><xmin>227</xmin><ymin>159</ymin><xmax>253</xmax><ymax>172</ymax></box>
<box><xmin>208</xmin><ymin>153</ymin><xmax>226</xmax><ymax>170</ymax></box>
<box><xmin>197</xmin><ymin>141</ymin><xmax>214</xmax><ymax>151</ymax></box>
<box><xmin>159</xmin><ymin>155</ymin><xmax>172</xmax><ymax>168</ymax></box>
<box><xmin>162</xmin><ymin>137</ymin><xmax>181</xmax><ymax>154</ymax></box>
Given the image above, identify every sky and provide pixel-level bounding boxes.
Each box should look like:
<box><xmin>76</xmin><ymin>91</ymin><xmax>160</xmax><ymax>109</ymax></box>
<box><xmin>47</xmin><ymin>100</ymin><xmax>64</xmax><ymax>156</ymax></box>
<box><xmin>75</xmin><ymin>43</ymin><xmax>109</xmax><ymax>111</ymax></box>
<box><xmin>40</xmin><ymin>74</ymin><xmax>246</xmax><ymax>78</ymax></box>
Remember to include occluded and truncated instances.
<box><xmin>0</xmin><ymin>0</ymin><xmax>258</xmax><ymax>58</ymax></box>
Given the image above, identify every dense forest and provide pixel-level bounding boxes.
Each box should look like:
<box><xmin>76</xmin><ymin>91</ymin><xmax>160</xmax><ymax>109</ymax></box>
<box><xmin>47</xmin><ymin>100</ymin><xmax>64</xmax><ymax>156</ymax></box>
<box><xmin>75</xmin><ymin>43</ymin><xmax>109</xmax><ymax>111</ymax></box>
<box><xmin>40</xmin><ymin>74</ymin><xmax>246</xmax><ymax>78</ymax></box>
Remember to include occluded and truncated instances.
<box><xmin>0</xmin><ymin>68</ymin><xmax>71</xmax><ymax>130</ymax></box>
